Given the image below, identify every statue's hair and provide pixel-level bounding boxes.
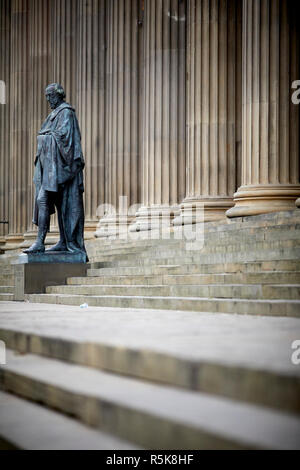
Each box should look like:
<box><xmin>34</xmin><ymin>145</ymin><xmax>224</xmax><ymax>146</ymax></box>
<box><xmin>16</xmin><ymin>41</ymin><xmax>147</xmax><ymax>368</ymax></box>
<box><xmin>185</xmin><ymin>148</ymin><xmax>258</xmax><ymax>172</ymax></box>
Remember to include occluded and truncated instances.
<box><xmin>45</xmin><ymin>83</ymin><xmax>66</xmax><ymax>99</ymax></box>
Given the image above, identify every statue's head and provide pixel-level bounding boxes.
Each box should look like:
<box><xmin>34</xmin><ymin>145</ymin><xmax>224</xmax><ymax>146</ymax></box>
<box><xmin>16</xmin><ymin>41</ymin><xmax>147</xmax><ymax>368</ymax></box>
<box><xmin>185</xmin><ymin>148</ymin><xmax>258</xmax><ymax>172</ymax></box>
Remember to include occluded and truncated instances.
<box><xmin>45</xmin><ymin>83</ymin><xmax>66</xmax><ymax>110</ymax></box>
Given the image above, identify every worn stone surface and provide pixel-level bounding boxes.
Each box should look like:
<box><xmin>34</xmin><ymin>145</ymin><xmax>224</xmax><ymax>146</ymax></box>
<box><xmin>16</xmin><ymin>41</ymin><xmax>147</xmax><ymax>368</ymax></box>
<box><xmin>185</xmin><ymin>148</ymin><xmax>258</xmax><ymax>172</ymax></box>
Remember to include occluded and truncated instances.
<box><xmin>0</xmin><ymin>391</ymin><xmax>137</xmax><ymax>450</ymax></box>
<box><xmin>1</xmin><ymin>348</ymin><xmax>300</xmax><ymax>449</ymax></box>
<box><xmin>0</xmin><ymin>301</ymin><xmax>300</xmax><ymax>416</ymax></box>
<box><xmin>0</xmin><ymin>302</ymin><xmax>298</xmax><ymax>374</ymax></box>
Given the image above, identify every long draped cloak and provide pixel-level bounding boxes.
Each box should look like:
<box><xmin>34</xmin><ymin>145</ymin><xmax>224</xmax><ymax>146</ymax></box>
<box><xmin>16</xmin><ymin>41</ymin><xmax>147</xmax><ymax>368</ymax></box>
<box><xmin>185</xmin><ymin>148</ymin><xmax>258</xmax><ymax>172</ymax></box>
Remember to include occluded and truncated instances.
<box><xmin>32</xmin><ymin>102</ymin><xmax>87</xmax><ymax>259</ymax></box>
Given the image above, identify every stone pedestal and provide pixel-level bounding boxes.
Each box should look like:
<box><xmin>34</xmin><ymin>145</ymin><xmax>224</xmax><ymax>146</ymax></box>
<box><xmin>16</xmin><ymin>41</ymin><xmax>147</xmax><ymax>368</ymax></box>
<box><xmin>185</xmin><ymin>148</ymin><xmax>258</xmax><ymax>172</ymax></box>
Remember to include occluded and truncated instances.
<box><xmin>227</xmin><ymin>0</ymin><xmax>300</xmax><ymax>218</ymax></box>
<box><xmin>13</xmin><ymin>252</ymin><xmax>87</xmax><ymax>301</ymax></box>
<box><xmin>3</xmin><ymin>234</ymin><xmax>24</xmax><ymax>251</ymax></box>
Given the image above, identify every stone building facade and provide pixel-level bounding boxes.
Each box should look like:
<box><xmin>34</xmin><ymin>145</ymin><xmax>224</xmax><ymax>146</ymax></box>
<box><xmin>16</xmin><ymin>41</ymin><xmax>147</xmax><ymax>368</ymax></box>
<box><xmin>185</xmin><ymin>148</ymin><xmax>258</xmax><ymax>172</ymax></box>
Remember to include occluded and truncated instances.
<box><xmin>0</xmin><ymin>0</ymin><xmax>299</xmax><ymax>251</ymax></box>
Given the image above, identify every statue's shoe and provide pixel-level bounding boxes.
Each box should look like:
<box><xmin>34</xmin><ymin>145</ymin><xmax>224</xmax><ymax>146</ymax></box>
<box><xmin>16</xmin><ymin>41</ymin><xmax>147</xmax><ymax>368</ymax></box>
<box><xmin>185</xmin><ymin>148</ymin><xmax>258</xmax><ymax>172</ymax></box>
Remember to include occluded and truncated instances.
<box><xmin>23</xmin><ymin>241</ymin><xmax>45</xmax><ymax>253</ymax></box>
<box><xmin>46</xmin><ymin>241</ymin><xmax>67</xmax><ymax>252</ymax></box>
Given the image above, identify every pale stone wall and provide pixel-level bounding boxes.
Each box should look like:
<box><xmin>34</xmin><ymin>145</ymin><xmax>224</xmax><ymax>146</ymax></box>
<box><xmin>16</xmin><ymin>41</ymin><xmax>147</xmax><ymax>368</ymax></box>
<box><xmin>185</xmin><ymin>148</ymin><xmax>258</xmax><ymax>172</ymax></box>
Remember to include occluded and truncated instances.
<box><xmin>0</xmin><ymin>0</ymin><xmax>299</xmax><ymax>250</ymax></box>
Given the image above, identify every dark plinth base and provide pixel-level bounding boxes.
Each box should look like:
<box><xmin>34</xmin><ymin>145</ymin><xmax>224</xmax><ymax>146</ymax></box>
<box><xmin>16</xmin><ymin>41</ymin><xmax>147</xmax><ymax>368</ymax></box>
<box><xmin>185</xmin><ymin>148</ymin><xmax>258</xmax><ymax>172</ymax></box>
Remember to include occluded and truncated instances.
<box><xmin>13</xmin><ymin>255</ymin><xmax>87</xmax><ymax>301</ymax></box>
<box><xmin>17</xmin><ymin>251</ymin><xmax>87</xmax><ymax>264</ymax></box>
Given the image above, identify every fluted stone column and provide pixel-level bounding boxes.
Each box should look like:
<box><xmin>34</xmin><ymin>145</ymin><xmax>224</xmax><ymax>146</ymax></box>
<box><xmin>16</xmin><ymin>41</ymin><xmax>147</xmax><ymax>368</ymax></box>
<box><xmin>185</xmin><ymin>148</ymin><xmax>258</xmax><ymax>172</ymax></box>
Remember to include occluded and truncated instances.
<box><xmin>43</xmin><ymin>0</ymin><xmax>79</xmax><ymax>244</ymax></box>
<box><xmin>5</xmin><ymin>0</ymin><xmax>31</xmax><ymax>250</ymax></box>
<box><xmin>173</xmin><ymin>0</ymin><xmax>242</xmax><ymax>225</ymax></box>
<box><xmin>227</xmin><ymin>0</ymin><xmax>300</xmax><ymax>218</ymax></box>
<box><xmin>21</xmin><ymin>0</ymin><xmax>53</xmax><ymax>248</ymax></box>
<box><xmin>0</xmin><ymin>0</ymin><xmax>11</xmax><ymax>249</ymax></box>
<box><xmin>132</xmin><ymin>0</ymin><xmax>186</xmax><ymax>231</ymax></box>
<box><xmin>96</xmin><ymin>0</ymin><xmax>140</xmax><ymax>237</ymax></box>
<box><xmin>77</xmin><ymin>0</ymin><xmax>106</xmax><ymax>239</ymax></box>
<box><xmin>52</xmin><ymin>0</ymin><xmax>79</xmax><ymax>107</ymax></box>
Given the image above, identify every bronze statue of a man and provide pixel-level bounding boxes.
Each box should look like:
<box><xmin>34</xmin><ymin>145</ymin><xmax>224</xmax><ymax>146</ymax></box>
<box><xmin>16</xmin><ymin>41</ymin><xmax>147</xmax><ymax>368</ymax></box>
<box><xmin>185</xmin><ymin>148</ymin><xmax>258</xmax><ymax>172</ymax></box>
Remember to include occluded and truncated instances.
<box><xmin>24</xmin><ymin>83</ymin><xmax>87</xmax><ymax>260</ymax></box>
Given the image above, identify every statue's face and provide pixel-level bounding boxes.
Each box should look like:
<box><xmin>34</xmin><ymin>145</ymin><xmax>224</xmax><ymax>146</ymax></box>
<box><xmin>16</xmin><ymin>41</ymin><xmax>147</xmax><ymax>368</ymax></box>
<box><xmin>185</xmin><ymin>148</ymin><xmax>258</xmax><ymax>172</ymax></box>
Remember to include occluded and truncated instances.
<box><xmin>45</xmin><ymin>89</ymin><xmax>62</xmax><ymax>110</ymax></box>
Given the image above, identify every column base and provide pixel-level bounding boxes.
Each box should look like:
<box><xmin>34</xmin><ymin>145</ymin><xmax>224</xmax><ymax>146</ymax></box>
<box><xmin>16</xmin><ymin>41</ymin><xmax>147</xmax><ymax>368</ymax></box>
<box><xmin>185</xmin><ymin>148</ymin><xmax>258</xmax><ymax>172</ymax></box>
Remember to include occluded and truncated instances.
<box><xmin>129</xmin><ymin>205</ymin><xmax>179</xmax><ymax>232</ymax></box>
<box><xmin>3</xmin><ymin>234</ymin><xmax>24</xmax><ymax>251</ymax></box>
<box><xmin>226</xmin><ymin>185</ymin><xmax>300</xmax><ymax>218</ymax></box>
<box><xmin>0</xmin><ymin>236</ymin><xmax>6</xmax><ymax>252</ymax></box>
<box><xmin>172</xmin><ymin>197</ymin><xmax>233</xmax><ymax>226</ymax></box>
<box><xmin>95</xmin><ymin>214</ymin><xmax>135</xmax><ymax>239</ymax></box>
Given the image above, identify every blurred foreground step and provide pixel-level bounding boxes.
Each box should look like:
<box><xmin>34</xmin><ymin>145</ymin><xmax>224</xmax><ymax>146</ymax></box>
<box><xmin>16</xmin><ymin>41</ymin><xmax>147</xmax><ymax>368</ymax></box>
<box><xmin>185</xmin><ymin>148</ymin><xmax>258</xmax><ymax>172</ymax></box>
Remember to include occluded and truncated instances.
<box><xmin>0</xmin><ymin>391</ymin><xmax>138</xmax><ymax>450</ymax></box>
<box><xmin>0</xmin><ymin>303</ymin><xmax>299</xmax><ymax>414</ymax></box>
<box><xmin>1</xmin><ymin>350</ymin><xmax>300</xmax><ymax>449</ymax></box>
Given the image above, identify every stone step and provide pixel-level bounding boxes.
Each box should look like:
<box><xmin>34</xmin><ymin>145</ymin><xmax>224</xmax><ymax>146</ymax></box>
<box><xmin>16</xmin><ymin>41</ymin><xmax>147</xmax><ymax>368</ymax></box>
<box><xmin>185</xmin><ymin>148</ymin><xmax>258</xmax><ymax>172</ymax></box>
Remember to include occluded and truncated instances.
<box><xmin>85</xmin><ymin>218</ymin><xmax>300</xmax><ymax>255</ymax></box>
<box><xmin>162</xmin><ymin>271</ymin><xmax>300</xmax><ymax>285</ymax></box>
<box><xmin>87</xmin><ymin>259</ymin><xmax>300</xmax><ymax>277</ymax></box>
<box><xmin>68</xmin><ymin>274</ymin><xmax>166</xmax><ymax>285</ymax></box>
<box><xmin>0</xmin><ymin>303</ymin><xmax>299</xmax><ymax>414</ymax></box>
<box><xmin>89</xmin><ymin>246</ymin><xmax>155</xmax><ymax>259</ymax></box>
<box><xmin>0</xmin><ymin>274</ymin><xmax>14</xmax><ymax>284</ymax></box>
<box><xmin>89</xmin><ymin>248</ymin><xmax>300</xmax><ymax>269</ymax></box>
<box><xmin>199</xmin><ymin>210</ymin><xmax>300</xmax><ymax>233</ymax></box>
<box><xmin>0</xmin><ymin>293</ymin><xmax>14</xmax><ymax>301</ymax></box>
<box><xmin>87</xmin><ymin>265</ymin><xmax>181</xmax><ymax>276</ymax></box>
<box><xmin>1</xmin><ymin>349</ymin><xmax>299</xmax><ymax>449</ymax></box>
<box><xmin>0</xmin><ymin>286</ymin><xmax>14</xmax><ymax>294</ymax></box>
<box><xmin>86</xmin><ymin>238</ymin><xmax>181</xmax><ymax>258</ymax></box>
<box><xmin>262</xmin><ymin>285</ymin><xmax>300</xmax><ymax>300</ymax></box>
<box><xmin>203</xmin><ymin>223</ymin><xmax>300</xmax><ymax>240</ymax></box>
<box><xmin>26</xmin><ymin>293</ymin><xmax>300</xmax><ymax>317</ymax></box>
<box><xmin>0</xmin><ymin>265</ymin><xmax>14</xmax><ymax>273</ymax></box>
<box><xmin>87</xmin><ymin>211</ymin><xmax>300</xmax><ymax>253</ymax></box>
<box><xmin>0</xmin><ymin>391</ymin><xmax>138</xmax><ymax>450</ymax></box>
<box><xmin>67</xmin><ymin>271</ymin><xmax>300</xmax><ymax>286</ymax></box>
<box><xmin>45</xmin><ymin>283</ymin><xmax>300</xmax><ymax>300</ymax></box>
<box><xmin>89</xmin><ymin>239</ymin><xmax>300</xmax><ymax>266</ymax></box>
<box><xmin>145</xmin><ymin>237</ymin><xmax>300</xmax><ymax>256</ymax></box>
<box><xmin>87</xmin><ymin>225</ymin><xmax>300</xmax><ymax>259</ymax></box>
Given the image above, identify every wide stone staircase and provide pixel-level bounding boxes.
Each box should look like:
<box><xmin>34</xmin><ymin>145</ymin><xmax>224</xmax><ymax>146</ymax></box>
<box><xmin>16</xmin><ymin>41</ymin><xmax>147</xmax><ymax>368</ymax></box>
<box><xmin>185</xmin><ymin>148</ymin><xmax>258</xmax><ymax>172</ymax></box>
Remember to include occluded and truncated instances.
<box><xmin>0</xmin><ymin>254</ymin><xmax>15</xmax><ymax>302</ymax></box>
<box><xmin>0</xmin><ymin>210</ymin><xmax>300</xmax><ymax>449</ymax></box>
<box><xmin>27</xmin><ymin>210</ymin><xmax>300</xmax><ymax>317</ymax></box>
